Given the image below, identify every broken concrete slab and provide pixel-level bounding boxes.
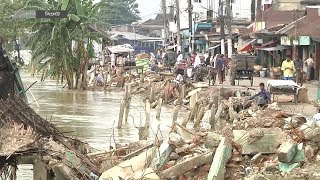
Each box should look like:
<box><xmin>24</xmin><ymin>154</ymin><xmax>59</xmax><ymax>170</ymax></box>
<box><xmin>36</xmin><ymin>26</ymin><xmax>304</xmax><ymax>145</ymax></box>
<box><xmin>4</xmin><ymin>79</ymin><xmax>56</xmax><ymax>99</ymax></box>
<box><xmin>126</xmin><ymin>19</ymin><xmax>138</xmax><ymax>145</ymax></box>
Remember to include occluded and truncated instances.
<box><xmin>99</xmin><ymin>147</ymin><xmax>156</xmax><ymax>180</ymax></box>
<box><xmin>160</xmin><ymin>151</ymin><xmax>213</xmax><ymax>178</ymax></box>
<box><xmin>233</xmin><ymin>128</ymin><xmax>290</xmax><ymax>155</ymax></box>
<box><xmin>150</xmin><ymin>139</ymin><xmax>173</xmax><ymax>171</ymax></box>
<box><xmin>130</xmin><ymin>168</ymin><xmax>160</xmax><ymax>180</ymax></box>
<box><xmin>277</xmin><ymin>141</ymin><xmax>297</xmax><ymax>163</ymax></box>
<box><xmin>204</xmin><ymin>132</ymin><xmax>221</xmax><ymax>149</ymax></box>
<box><xmin>207</xmin><ymin>137</ymin><xmax>232</xmax><ymax>180</ymax></box>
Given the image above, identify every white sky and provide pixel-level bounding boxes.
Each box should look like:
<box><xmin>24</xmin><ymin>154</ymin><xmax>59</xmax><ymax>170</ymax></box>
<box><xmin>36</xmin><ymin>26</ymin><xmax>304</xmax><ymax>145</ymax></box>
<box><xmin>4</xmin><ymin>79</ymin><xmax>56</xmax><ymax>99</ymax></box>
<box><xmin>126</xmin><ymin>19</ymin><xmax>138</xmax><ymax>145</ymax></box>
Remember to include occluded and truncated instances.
<box><xmin>136</xmin><ymin>0</ymin><xmax>163</xmax><ymax>20</ymax></box>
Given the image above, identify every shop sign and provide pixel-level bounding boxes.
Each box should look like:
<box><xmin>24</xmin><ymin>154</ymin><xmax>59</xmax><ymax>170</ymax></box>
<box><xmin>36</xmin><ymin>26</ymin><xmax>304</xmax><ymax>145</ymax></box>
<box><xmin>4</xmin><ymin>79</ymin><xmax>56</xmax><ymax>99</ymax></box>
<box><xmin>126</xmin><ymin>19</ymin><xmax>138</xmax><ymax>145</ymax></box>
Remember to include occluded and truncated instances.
<box><xmin>281</xmin><ymin>36</ymin><xmax>291</xmax><ymax>45</ymax></box>
<box><xmin>299</xmin><ymin>36</ymin><xmax>310</xmax><ymax>45</ymax></box>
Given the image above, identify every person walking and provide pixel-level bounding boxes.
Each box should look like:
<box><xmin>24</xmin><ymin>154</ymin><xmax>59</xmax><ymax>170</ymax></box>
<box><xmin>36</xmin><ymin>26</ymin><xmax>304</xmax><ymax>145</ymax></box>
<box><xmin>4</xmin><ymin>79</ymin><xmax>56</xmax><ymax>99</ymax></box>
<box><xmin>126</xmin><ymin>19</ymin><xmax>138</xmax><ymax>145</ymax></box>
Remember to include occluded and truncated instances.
<box><xmin>281</xmin><ymin>55</ymin><xmax>295</xmax><ymax>80</ymax></box>
<box><xmin>216</xmin><ymin>54</ymin><xmax>225</xmax><ymax>84</ymax></box>
<box><xmin>305</xmin><ymin>54</ymin><xmax>315</xmax><ymax>82</ymax></box>
<box><xmin>294</xmin><ymin>58</ymin><xmax>303</xmax><ymax>85</ymax></box>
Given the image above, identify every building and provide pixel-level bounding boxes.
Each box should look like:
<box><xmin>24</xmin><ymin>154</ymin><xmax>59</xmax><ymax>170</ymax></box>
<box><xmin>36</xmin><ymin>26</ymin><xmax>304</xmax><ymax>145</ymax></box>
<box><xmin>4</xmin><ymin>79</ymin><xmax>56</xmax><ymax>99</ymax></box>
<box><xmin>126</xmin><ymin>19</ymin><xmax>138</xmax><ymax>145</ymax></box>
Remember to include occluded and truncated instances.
<box><xmin>272</xmin><ymin>0</ymin><xmax>320</xmax><ymax>10</ymax></box>
<box><xmin>276</xmin><ymin>6</ymin><xmax>320</xmax><ymax>79</ymax></box>
<box><xmin>107</xmin><ymin>31</ymin><xmax>162</xmax><ymax>52</ymax></box>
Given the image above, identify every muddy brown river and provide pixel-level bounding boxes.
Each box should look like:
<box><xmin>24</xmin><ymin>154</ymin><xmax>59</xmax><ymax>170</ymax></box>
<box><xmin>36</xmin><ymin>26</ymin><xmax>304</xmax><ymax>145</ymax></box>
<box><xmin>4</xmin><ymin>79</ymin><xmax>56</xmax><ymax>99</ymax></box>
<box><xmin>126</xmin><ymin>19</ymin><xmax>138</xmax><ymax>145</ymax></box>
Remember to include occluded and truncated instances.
<box><xmin>16</xmin><ymin>72</ymin><xmax>184</xmax><ymax>179</ymax></box>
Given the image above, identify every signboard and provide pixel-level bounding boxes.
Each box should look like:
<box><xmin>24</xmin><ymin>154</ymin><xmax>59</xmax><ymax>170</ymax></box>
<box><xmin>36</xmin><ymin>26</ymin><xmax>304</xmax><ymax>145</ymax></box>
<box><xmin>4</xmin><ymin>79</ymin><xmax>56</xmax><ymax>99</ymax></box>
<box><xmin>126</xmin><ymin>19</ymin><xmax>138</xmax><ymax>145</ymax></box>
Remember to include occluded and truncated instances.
<box><xmin>14</xmin><ymin>10</ymin><xmax>36</xmax><ymax>18</ymax></box>
<box><xmin>281</xmin><ymin>36</ymin><xmax>291</xmax><ymax>45</ymax></box>
<box><xmin>299</xmin><ymin>36</ymin><xmax>310</xmax><ymax>45</ymax></box>
<box><xmin>293</xmin><ymin>39</ymin><xmax>299</xmax><ymax>45</ymax></box>
<box><xmin>36</xmin><ymin>10</ymin><xmax>67</xmax><ymax>18</ymax></box>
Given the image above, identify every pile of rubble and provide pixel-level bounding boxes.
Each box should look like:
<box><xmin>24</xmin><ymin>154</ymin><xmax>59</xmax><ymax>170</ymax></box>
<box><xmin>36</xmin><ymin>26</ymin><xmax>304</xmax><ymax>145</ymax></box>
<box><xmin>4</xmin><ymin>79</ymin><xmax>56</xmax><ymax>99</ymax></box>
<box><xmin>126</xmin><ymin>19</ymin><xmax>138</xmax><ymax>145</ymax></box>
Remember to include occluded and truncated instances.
<box><xmin>95</xmin><ymin>84</ymin><xmax>320</xmax><ymax>179</ymax></box>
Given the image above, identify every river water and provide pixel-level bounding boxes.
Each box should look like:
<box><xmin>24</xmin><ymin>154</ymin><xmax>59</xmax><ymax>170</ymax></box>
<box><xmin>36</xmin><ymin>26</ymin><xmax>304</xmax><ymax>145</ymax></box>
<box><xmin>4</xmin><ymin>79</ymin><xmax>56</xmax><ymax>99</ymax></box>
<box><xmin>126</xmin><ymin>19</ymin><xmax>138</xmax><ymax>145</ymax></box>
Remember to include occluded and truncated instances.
<box><xmin>16</xmin><ymin>72</ymin><xmax>183</xmax><ymax>179</ymax></box>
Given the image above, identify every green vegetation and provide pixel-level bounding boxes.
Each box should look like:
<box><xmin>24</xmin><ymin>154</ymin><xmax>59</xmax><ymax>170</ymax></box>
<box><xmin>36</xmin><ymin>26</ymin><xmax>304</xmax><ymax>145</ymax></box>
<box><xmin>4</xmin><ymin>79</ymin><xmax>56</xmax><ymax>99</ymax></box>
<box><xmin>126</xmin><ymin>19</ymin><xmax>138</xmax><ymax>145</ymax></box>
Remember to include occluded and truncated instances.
<box><xmin>0</xmin><ymin>0</ymin><xmax>141</xmax><ymax>90</ymax></box>
<box><xmin>99</xmin><ymin>0</ymin><xmax>140</xmax><ymax>26</ymax></box>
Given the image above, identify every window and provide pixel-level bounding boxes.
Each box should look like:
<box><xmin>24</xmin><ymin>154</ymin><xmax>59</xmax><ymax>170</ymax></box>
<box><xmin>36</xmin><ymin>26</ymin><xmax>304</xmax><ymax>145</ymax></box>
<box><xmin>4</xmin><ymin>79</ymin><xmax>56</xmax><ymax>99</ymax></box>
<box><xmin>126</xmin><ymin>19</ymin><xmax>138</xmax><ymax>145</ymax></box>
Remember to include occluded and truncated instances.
<box><xmin>194</xmin><ymin>0</ymin><xmax>201</xmax><ymax>3</ymax></box>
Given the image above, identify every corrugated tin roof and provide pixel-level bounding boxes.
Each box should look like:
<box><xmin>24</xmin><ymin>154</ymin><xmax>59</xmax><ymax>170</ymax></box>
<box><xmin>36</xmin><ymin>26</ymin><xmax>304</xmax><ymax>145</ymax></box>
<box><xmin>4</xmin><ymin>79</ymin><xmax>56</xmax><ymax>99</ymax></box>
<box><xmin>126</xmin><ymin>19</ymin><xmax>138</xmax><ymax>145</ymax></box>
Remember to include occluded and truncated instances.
<box><xmin>108</xmin><ymin>31</ymin><xmax>162</xmax><ymax>41</ymax></box>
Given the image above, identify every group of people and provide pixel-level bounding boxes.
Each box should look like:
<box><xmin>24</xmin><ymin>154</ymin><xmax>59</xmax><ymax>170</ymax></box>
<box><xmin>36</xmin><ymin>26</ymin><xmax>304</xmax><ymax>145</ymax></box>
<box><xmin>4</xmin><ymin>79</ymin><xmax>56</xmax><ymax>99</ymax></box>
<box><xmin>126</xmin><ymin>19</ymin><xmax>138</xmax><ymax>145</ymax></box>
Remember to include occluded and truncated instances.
<box><xmin>281</xmin><ymin>54</ymin><xmax>315</xmax><ymax>83</ymax></box>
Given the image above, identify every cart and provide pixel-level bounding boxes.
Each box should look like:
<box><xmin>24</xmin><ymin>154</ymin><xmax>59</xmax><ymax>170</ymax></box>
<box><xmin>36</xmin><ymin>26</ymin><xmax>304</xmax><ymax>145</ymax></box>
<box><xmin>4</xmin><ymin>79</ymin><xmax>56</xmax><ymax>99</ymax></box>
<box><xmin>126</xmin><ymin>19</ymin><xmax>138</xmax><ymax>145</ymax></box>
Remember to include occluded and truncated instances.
<box><xmin>230</xmin><ymin>54</ymin><xmax>255</xmax><ymax>86</ymax></box>
<box><xmin>267</xmin><ymin>80</ymin><xmax>299</xmax><ymax>104</ymax></box>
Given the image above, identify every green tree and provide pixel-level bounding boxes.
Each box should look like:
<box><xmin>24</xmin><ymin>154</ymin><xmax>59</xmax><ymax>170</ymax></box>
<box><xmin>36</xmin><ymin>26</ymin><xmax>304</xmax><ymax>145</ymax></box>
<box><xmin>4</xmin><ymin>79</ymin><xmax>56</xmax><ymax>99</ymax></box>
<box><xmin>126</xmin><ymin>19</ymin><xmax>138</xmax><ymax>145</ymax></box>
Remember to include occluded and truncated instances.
<box><xmin>99</xmin><ymin>0</ymin><xmax>140</xmax><ymax>26</ymax></box>
<box><xmin>27</xmin><ymin>0</ymin><xmax>107</xmax><ymax>90</ymax></box>
<box><xmin>0</xmin><ymin>0</ymin><xmax>31</xmax><ymax>49</ymax></box>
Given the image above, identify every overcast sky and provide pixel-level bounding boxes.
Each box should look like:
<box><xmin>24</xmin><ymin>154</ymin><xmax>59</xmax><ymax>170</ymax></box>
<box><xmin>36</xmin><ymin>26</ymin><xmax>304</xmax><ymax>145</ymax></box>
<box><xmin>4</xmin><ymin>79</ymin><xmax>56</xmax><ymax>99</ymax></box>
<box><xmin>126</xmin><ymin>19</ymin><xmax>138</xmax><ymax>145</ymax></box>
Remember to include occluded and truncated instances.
<box><xmin>136</xmin><ymin>0</ymin><xmax>163</xmax><ymax>20</ymax></box>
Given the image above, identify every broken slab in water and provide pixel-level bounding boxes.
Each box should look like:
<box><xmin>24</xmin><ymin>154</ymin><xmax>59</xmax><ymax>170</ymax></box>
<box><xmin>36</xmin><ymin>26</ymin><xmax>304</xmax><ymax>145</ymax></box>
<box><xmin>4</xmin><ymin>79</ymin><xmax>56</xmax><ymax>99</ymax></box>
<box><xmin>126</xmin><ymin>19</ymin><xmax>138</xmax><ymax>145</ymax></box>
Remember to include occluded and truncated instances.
<box><xmin>233</xmin><ymin>128</ymin><xmax>290</xmax><ymax>155</ymax></box>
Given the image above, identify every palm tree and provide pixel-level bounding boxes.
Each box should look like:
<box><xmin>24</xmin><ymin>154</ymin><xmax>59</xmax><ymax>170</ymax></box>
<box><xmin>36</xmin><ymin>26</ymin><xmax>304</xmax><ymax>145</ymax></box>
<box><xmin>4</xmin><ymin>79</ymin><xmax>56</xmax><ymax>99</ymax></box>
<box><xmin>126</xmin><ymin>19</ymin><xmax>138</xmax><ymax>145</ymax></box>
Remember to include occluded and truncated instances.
<box><xmin>26</xmin><ymin>0</ymin><xmax>106</xmax><ymax>89</ymax></box>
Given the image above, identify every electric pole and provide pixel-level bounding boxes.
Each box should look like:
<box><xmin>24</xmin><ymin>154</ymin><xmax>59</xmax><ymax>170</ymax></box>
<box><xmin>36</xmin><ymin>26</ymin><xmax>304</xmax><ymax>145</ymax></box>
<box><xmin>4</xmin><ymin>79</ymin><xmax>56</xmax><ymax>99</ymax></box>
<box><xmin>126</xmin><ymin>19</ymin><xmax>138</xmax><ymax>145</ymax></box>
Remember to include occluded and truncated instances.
<box><xmin>162</xmin><ymin>0</ymin><xmax>169</xmax><ymax>46</ymax></box>
<box><xmin>188</xmin><ymin>0</ymin><xmax>193</xmax><ymax>52</ymax></box>
<box><xmin>226</xmin><ymin>0</ymin><xmax>232</xmax><ymax>58</ymax></box>
<box><xmin>219</xmin><ymin>0</ymin><xmax>225</xmax><ymax>55</ymax></box>
<box><xmin>175</xmin><ymin>0</ymin><xmax>181</xmax><ymax>52</ymax></box>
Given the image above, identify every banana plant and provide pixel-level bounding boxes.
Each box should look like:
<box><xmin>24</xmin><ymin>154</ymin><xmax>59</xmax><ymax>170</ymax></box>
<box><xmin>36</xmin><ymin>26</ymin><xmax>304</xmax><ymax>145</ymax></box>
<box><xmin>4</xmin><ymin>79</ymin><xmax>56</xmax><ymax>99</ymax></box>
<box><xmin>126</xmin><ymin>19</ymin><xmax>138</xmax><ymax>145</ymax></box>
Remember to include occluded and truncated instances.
<box><xmin>26</xmin><ymin>0</ymin><xmax>107</xmax><ymax>90</ymax></box>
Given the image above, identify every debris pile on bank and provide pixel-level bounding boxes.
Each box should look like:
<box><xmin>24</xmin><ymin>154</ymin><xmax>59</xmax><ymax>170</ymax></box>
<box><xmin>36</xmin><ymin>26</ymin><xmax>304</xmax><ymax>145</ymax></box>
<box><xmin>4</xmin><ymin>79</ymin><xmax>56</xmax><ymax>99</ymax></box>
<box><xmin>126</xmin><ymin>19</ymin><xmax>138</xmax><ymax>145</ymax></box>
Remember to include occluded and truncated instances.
<box><xmin>94</xmin><ymin>84</ymin><xmax>320</xmax><ymax>179</ymax></box>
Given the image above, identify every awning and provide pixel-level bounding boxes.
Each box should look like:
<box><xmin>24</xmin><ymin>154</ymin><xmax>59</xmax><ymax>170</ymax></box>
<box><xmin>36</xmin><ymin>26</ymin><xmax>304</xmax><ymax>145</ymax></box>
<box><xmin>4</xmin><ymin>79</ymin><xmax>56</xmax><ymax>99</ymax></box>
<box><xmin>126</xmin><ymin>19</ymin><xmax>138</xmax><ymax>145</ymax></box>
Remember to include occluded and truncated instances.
<box><xmin>208</xmin><ymin>41</ymin><xmax>227</xmax><ymax>50</ymax></box>
<box><xmin>313</xmin><ymin>38</ymin><xmax>320</xmax><ymax>42</ymax></box>
<box><xmin>257</xmin><ymin>45</ymin><xmax>287</xmax><ymax>51</ymax></box>
<box><xmin>238</xmin><ymin>39</ymin><xmax>256</xmax><ymax>52</ymax></box>
<box><xmin>208</xmin><ymin>44</ymin><xmax>221</xmax><ymax>50</ymax></box>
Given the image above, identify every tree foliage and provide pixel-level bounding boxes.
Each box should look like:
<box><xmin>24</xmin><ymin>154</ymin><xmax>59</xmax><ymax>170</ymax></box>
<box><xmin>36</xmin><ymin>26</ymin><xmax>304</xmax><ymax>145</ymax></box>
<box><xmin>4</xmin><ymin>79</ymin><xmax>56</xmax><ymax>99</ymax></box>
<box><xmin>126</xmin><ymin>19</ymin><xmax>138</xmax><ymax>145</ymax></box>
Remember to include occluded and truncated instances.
<box><xmin>99</xmin><ymin>0</ymin><xmax>140</xmax><ymax>26</ymax></box>
<box><xmin>27</xmin><ymin>0</ymin><xmax>107</xmax><ymax>90</ymax></box>
<box><xmin>0</xmin><ymin>0</ymin><xmax>31</xmax><ymax>49</ymax></box>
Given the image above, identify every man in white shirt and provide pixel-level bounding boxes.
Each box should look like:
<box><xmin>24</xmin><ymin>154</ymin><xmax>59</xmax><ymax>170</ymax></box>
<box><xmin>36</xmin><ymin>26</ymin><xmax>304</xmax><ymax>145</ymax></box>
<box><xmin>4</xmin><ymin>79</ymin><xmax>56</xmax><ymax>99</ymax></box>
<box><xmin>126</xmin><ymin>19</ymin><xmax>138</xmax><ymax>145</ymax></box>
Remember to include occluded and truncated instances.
<box><xmin>305</xmin><ymin>54</ymin><xmax>314</xmax><ymax>81</ymax></box>
<box><xmin>110</xmin><ymin>53</ymin><xmax>116</xmax><ymax>67</ymax></box>
<box><xmin>193</xmin><ymin>53</ymin><xmax>201</xmax><ymax>68</ymax></box>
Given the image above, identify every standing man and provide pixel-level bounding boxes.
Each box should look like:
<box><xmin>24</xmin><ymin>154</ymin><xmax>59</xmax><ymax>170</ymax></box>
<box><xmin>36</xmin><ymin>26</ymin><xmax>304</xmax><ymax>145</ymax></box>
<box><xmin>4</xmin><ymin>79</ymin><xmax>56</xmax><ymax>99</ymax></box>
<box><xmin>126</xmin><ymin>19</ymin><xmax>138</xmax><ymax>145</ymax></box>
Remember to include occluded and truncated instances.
<box><xmin>216</xmin><ymin>54</ymin><xmax>225</xmax><ymax>84</ymax></box>
<box><xmin>177</xmin><ymin>51</ymin><xmax>183</xmax><ymax>64</ymax></box>
<box><xmin>294</xmin><ymin>58</ymin><xmax>303</xmax><ymax>85</ymax></box>
<box><xmin>193</xmin><ymin>52</ymin><xmax>201</xmax><ymax>68</ymax></box>
<box><xmin>305</xmin><ymin>54</ymin><xmax>315</xmax><ymax>82</ymax></box>
<box><xmin>110</xmin><ymin>53</ymin><xmax>116</xmax><ymax>68</ymax></box>
<box><xmin>281</xmin><ymin>55</ymin><xmax>295</xmax><ymax>80</ymax></box>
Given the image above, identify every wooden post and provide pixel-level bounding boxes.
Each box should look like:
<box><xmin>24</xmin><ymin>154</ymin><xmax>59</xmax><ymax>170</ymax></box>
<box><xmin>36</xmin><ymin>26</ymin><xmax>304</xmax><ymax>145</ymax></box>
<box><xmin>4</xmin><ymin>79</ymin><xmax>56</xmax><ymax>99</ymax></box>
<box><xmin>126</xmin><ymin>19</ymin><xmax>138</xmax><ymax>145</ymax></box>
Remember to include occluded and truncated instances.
<box><xmin>189</xmin><ymin>103</ymin><xmax>199</xmax><ymax>123</ymax></box>
<box><xmin>124</xmin><ymin>83</ymin><xmax>132</xmax><ymax>122</ymax></box>
<box><xmin>194</xmin><ymin>106</ymin><xmax>206</xmax><ymax>129</ymax></box>
<box><xmin>215</xmin><ymin>103</ymin><xmax>223</xmax><ymax>130</ymax></box>
<box><xmin>145</xmin><ymin>100</ymin><xmax>151</xmax><ymax>129</ymax></box>
<box><xmin>140</xmin><ymin>74</ymin><xmax>145</xmax><ymax>83</ymax></box>
<box><xmin>182</xmin><ymin>111</ymin><xmax>191</xmax><ymax>127</ymax></box>
<box><xmin>117</xmin><ymin>100</ymin><xmax>125</xmax><ymax>129</ymax></box>
<box><xmin>156</xmin><ymin>98</ymin><xmax>163</xmax><ymax>119</ymax></box>
<box><xmin>150</xmin><ymin>83</ymin><xmax>155</xmax><ymax>103</ymax></box>
<box><xmin>190</xmin><ymin>91</ymin><xmax>198</xmax><ymax>109</ymax></box>
<box><xmin>181</xmin><ymin>84</ymin><xmax>186</xmax><ymax>99</ymax></box>
<box><xmin>171</xmin><ymin>106</ymin><xmax>180</xmax><ymax>129</ymax></box>
<box><xmin>124</xmin><ymin>97</ymin><xmax>131</xmax><ymax>123</ymax></box>
<box><xmin>210</xmin><ymin>105</ymin><xmax>217</xmax><ymax>130</ymax></box>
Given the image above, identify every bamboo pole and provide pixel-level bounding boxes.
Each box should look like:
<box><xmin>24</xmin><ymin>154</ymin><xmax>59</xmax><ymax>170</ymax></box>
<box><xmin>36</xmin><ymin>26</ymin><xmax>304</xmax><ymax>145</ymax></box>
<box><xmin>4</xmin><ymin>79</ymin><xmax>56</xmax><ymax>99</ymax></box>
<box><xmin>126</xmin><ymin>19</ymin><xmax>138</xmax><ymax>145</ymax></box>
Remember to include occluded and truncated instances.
<box><xmin>29</xmin><ymin>89</ymin><xmax>39</xmax><ymax>108</ymax></box>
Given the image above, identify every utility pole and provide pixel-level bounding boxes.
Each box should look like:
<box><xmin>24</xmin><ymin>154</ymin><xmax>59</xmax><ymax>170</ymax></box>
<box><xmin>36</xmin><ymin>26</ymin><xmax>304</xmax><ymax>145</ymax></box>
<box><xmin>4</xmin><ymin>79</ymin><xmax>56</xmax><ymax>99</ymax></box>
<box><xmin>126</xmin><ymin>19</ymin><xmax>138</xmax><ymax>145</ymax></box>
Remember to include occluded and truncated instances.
<box><xmin>226</xmin><ymin>0</ymin><xmax>232</xmax><ymax>58</ymax></box>
<box><xmin>219</xmin><ymin>0</ymin><xmax>225</xmax><ymax>55</ymax></box>
<box><xmin>162</xmin><ymin>0</ymin><xmax>169</xmax><ymax>46</ymax></box>
<box><xmin>175</xmin><ymin>0</ymin><xmax>181</xmax><ymax>52</ymax></box>
<box><xmin>188</xmin><ymin>0</ymin><xmax>193</xmax><ymax>52</ymax></box>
